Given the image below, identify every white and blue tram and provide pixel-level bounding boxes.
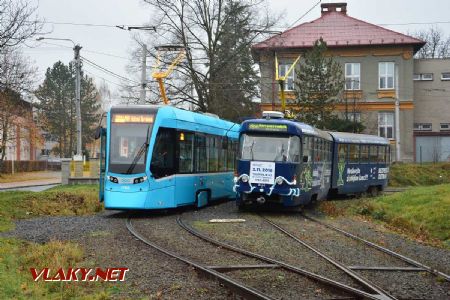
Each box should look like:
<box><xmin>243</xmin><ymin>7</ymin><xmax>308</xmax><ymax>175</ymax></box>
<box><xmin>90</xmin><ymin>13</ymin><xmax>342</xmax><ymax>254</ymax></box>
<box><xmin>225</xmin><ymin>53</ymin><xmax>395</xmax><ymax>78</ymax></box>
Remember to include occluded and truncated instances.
<box><xmin>234</xmin><ymin>112</ymin><xmax>390</xmax><ymax>209</ymax></box>
<box><xmin>97</xmin><ymin>105</ymin><xmax>239</xmax><ymax>210</ymax></box>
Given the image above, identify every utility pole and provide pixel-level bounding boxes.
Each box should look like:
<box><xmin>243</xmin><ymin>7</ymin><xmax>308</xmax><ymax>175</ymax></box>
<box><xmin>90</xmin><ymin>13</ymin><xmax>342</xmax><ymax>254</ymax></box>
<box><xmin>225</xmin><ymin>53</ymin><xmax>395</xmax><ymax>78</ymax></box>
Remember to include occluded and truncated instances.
<box><xmin>395</xmin><ymin>64</ymin><xmax>401</xmax><ymax>162</ymax></box>
<box><xmin>139</xmin><ymin>44</ymin><xmax>147</xmax><ymax>104</ymax></box>
<box><xmin>74</xmin><ymin>44</ymin><xmax>83</xmax><ymax>159</ymax></box>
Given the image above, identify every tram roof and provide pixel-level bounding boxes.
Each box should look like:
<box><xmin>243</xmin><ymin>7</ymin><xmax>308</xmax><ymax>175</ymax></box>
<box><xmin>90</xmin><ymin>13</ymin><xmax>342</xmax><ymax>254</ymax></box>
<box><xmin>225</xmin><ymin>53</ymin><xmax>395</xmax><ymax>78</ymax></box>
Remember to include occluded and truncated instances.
<box><xmin>241</xmin><ymin>118</ymin><xmax>333</xmax><ymax>141</ymax></box>
<box><xmin>328</xmin><ymin>131</ymin><xmax>390</xmax><ymax>145</ymax></box>
<box><xmin>110</xmin><ymin>105</ymin><xmax>239</xmax><ymax>132</ymax></box>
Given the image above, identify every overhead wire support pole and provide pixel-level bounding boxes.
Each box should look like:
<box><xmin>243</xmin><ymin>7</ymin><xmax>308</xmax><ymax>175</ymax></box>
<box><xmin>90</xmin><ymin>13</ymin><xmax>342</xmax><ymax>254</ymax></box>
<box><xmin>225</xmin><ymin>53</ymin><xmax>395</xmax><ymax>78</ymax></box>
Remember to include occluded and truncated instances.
<box><xmin>36</xmin><ymin>36</ymin><xmax>83</xmax><ymax>159</ymax></box>
<box><xmin>395</xmin><ymin>64</ymin><xmax>401</xmax><ymax>162</ymax></box>
<box><xmin>140</xmin><ymin>44</ymin><xmax>147</xmax><ymax>104</ymax></box>
<box><xmin>274</xmin><ymin>53</ymin><xmax>300</xmax><ymax>116</ymax></box>
<box><xmin>74</xmin><ymin>44</ymin><xmax>83</xmax><ymax>157</ymax></box>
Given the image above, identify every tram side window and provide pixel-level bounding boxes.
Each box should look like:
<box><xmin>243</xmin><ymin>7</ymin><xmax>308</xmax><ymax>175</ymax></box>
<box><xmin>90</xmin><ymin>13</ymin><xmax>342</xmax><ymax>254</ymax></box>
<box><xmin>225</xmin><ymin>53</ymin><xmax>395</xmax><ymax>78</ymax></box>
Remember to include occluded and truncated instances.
<box><xmin>218</xmin><ymin>137</ymin><xmax>227</xmax><ymax>172</ymax></box>
<box><xmin>338</xmin><ymin>144</ymin><xmax>348</xmax><ymax>162</ymax></box>
<box><xmin>377</xmin><ymin>146</ymin><xmax>386</xmax><ymax>163</ymax></box>
<box><xmin>226</xmin><ymin>139</ymin><xmax>235</xmax><ymax>171</ymax></box>
<box><xmin>348</xmin><ymin>144</ymin><xmax>359</xmax><ymax>163</ymax></box>
<box><xmin>195</xmin><ymin>134</ymin><xmax>208</xmax><ymax>172</ymax></box>
<box><xmin>150</xmin><ymin>128</ymin><xmax>175</xmax><ymax>178</ymax></box>
<box><xmin>314</xmin><ymin>138</ymin><xmax>321</xmax><ymax>162</ymax></box>
<box><xmin>178</xmin><ymin>132</ymin><xmax>194</xmax><ymax>173</ymax></box>
<box><xmin>369</xmin><ymin>145</ymin><xmax>378</xmax><ymax>163</ymax></box>
<box><xmin>326</xmin><ymin>141</ymin><xmax>332</xmax><ymax>162</ymax></box>
<box><xmin>208</xmin><ymin>136</ymin><xmax>219</xmax><ymax>172</ymax></box>
<box><xmin>360</xmin><ymin>145</ymin><xmax>369</xmax><ymax>163</ymax></box>
<box><xmin>386</xmin><ymin>146</ymin><xmax>391</xmax><ymax>163</ymax></box>
<box><xmin>302</xmin><ymin>136</ymin><xmax>312</xmax><ymax>162</ymax></box>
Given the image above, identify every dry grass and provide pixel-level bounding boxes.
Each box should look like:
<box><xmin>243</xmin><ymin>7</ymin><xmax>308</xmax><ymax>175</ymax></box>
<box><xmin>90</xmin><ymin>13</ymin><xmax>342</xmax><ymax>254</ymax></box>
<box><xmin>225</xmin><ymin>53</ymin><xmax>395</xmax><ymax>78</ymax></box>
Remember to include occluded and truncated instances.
<box><xmin>319</xmin><ymin>184</ymin><xmax>450</xmax><ymax>248</ymax></box>
<box><xmin>0</xmin><ymin>171</ymin><xmax>59</xmax><ymax>183</ymax></box>
<box><xmin>0</xmin><ymin>238</ymin><xmax>117</xmax><ymax>299</ymax></box>
<box><xmin>0</xmin><ymin>185</ymin><xmax>101</xmax><ymax>232</ymax></box>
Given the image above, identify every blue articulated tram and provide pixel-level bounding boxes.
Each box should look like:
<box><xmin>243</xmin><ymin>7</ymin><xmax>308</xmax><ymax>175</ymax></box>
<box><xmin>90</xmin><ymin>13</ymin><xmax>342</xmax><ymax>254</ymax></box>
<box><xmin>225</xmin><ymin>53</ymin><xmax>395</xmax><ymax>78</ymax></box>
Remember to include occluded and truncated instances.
<box><xmin>234</xmin><ymin>112</ymin><xmax>390</xmax><ymax>209</ymax></box>
<box><xmin>234</xmin><ymin>112</ymin><xmax>334</xmax><ymax>208</ymax></box>
<box><xmin>329</xmin><ymin>132</ymin><xmax>390</xmax><ymax>197</ymax></box>
<box><xmin>97</xmin><ymin>105</ymin><xmax>239</xmax><ymax>210</ymax></box>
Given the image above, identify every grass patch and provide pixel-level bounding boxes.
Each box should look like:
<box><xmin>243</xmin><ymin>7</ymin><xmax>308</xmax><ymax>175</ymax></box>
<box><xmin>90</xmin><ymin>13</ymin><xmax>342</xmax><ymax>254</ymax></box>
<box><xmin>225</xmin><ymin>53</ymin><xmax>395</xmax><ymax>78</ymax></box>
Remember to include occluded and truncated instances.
<box><xmin>389</xmin><ymin>163</ymin><xmax>450</xmax><ymax>187</ymax></box>
<box><xmin>0</xmin><ymin>171</ymin><xmax>58</xmax><ymax>183</ymax></box>
<box><xmin>0</xmin><ymin>238</ymin><xmax>117</xmax><ymax>299</ymax></box>
<box><xmin>320</xmin><ymin>184</ymin><xmax>450</xmax><ymax>247</ymax></box>
<box><xmin>0</xmin><ymin>185</ymin><xmax>101</xmax><ymax>232</ymax></box>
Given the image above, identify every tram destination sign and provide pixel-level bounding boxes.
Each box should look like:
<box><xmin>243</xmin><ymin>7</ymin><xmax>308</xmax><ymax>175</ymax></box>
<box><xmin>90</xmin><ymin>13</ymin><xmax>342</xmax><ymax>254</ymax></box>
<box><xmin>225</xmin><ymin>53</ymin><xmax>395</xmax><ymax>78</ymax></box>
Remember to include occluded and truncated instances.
<box><xmin>112</xmin><ymin>114</ymin><xmax>154</xmax><ymax>123</ymax></box>
<box><xmin>248</xmin><ymin>123</ymin><xmax>288</xmax><ymax>132</ymax></box>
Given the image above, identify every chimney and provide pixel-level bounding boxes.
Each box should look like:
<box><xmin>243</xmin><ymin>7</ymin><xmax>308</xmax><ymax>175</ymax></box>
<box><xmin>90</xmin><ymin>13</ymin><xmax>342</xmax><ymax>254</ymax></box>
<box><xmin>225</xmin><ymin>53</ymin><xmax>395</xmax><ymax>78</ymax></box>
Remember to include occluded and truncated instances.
<box><xmin>321</xmin><ymin>2</ymin><xmax>347</xmax><ymax>15</ymax></box>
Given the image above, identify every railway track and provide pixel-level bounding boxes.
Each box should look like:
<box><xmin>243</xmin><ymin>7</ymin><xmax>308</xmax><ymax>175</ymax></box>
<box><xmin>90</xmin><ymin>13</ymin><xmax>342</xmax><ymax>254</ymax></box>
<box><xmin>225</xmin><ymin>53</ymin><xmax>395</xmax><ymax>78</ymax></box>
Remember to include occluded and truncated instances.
<box><xmin>126</xmin><ymin>216</ymin><xmax>274</xmax><ymax>300</ymax></box>
<box><xmin>177</xmin><ymin>216</ymin><xmax>397</xmax><ymax>300</ymax></box>
<box><xmin>300</xmin><ymin>214</ymin><xmax>450</xmax><ymax>281</ymax></box>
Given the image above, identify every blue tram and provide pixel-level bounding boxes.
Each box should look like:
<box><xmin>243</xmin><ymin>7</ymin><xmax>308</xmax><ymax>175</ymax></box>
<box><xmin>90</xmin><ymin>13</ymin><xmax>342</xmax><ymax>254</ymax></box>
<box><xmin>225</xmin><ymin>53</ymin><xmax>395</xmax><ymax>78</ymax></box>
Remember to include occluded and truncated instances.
<box><xmin>97</xmin><ymin>105</ymin><xmax>239</xmax><ymax>210</ymax></box>
<box><xmin>329</xmin><ymin>132</ymin><xmax>390</xmax><ymax>197</ymax></box>
<box><xmin>234</xmin><ymin>112</ymin><xmax>390</xmax><ymax>209</ymax></box>
<box><xmin>234</xmin><ymin>112</ymin><xmax>334</xmax><ymax>208</ymax></box>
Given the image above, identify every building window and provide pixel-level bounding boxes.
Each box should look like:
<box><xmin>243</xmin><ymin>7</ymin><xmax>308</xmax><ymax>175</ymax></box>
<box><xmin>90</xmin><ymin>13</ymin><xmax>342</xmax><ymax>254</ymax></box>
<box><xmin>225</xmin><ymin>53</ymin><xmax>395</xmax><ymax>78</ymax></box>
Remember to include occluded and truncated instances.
<box><xmin>345</xmin><ymin>112</ymin><xmax>361</xmax><ymax>122</ymax></box>
<box><xmin>378</xmin><ymin>112</ymin><xmax>394</xmax><ymax>139</ymax></box>
<box><xmin>414</xmin><ymin>73</ymin><xmax>434</xmax><ymax>81</ymax></box>
<box><xmin>440</xmin><ymin>123</ymin><xmax>450</xmax><ymax>131</ymax></box>
<box><xmin>345</xmin><ymin>63</ymin><xmax>360</xmax><ymax>90</ymax></box>
<box><xmin>379</xmin><ymin>62</ymin><xmax>394</xmax><ymax>89</ymax></box>
<box><xmin>421</xmin><ymin>73</ymin><xmax>433</xmax><ymax>81</ymax></box>
<box><xmin>279</xmin><ymin>64</ymin><xmax>294</xmax><ymax>91</ymax></box>
<box><xmin>414</xmin><ymin>123</ymin><xmax>432</xmax><ymax>131</ymax></box>
<box><xmin>441</xmin><ymin>72</ymin><xmax>450</xmax><ymax>81</ymax></box>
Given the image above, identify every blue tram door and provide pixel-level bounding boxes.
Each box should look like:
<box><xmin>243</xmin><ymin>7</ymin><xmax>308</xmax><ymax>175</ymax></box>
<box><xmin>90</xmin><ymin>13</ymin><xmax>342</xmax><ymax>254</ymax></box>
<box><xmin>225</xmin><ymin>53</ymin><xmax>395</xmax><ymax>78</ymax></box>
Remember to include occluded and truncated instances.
<box><xmin>98</xmin><ymin>127</ymin><xmax>107</xmax><ymax>202</ymax></box>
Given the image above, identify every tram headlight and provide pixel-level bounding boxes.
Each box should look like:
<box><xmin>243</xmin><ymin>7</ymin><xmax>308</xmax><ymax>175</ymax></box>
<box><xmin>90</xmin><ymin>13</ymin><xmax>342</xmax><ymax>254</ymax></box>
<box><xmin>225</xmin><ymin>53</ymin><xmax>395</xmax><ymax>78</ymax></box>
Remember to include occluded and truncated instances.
<box><xmin>133</xmin><ymin>176</ymin><xmax>148</xmax><ymax>184</ymax></box>
<box><xmin>276</xmin><ymin>177</ymin><xmax>284</xmax><ymax>185</ymax></box>
<box><xmin>241</xmin><ymin>174</ymin><xmax>249</xmax><ymax>183</ymax></box>
<box><xmin>108</xmin><ymin>176</ymin><xmax>119</xmax><ymax>184</ymax></box>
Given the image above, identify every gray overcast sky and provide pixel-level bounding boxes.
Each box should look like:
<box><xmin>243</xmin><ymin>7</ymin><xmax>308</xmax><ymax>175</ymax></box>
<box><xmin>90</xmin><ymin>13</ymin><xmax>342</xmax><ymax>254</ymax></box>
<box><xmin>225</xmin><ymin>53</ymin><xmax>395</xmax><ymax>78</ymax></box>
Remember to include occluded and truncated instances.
<box><xmin>24</xmin><ymin>0</ymin><xmax>450</xmax><ymax>98</ymax></box>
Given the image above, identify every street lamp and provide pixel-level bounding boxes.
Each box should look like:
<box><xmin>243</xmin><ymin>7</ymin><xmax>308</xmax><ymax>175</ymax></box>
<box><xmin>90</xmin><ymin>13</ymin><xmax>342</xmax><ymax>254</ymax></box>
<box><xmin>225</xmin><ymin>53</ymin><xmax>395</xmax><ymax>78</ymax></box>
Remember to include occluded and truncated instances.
<box><xmin>36</xmin><ymin>37</ymin><xmax>83</xmax><ymax>160</ymax></box>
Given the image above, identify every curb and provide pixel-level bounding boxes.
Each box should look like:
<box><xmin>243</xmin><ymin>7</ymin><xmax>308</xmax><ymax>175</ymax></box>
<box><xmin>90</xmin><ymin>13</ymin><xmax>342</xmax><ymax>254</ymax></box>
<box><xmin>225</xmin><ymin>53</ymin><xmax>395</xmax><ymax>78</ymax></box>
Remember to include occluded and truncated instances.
<box><xmin>0</xmin><ymin>182</ymin><xmax>61</xmax><ymax>191</ymax></box>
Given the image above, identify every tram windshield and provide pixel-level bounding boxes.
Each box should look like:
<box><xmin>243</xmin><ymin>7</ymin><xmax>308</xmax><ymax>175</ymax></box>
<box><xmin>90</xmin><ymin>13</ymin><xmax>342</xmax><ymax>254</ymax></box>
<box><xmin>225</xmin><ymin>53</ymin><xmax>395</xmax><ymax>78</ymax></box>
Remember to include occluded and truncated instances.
<box><xmin>240</xmin><ymin>133</ymin><xmax>300</xmax><ymax>162</ymax></box>
<box><xmin>109</xmin><ymin>114</ymin><xmax>154</xmax><ymax>174</ymax></box>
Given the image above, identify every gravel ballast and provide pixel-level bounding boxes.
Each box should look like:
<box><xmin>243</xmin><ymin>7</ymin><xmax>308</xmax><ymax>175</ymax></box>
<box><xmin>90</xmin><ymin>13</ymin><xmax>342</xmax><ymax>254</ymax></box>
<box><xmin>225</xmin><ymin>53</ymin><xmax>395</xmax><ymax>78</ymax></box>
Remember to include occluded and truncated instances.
<box><xmin>3</xmin><ymin>200</ymin><xmax>449</xmax><ymax>299</ymax></box>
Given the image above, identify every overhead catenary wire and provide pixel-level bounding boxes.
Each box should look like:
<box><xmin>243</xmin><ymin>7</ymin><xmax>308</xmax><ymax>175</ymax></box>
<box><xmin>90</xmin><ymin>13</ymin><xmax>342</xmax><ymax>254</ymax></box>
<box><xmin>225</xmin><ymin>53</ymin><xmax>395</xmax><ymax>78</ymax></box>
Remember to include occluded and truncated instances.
<box><xmin>80</xmin><ymin>56</ymin><xmax>139</xmax><ymax>84</ymax></box>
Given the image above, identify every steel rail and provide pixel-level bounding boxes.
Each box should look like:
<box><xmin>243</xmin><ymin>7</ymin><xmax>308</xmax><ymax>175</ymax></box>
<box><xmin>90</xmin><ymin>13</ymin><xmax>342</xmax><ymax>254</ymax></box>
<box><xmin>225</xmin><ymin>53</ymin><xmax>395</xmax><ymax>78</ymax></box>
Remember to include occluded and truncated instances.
<box><xmin>261</xmin><ymin>216</ymin><xmax>396</xmax><ymax>300</ymax></box>
<box><xmin>302</xmin><ymin>214</ymin><xmax>450</xmax><ymax>282</ymax></box>
<box><xmin>126</xmin><ymin>217</ymin><xmax>275</xmax><ymax>300</ymax></box>
<box><xmin>177</xmin><ymin>217</ymin><xmax>385</xmax><ymax>300</ymax></box>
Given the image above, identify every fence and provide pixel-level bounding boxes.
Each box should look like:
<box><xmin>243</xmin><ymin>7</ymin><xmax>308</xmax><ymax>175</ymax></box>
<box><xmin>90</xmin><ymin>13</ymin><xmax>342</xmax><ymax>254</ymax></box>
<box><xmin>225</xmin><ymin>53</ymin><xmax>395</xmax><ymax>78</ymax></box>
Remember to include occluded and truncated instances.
<box><xmin>0</xmin><ymin>160</ymin><xmax>61</xmax><ymax>174</ymax></box>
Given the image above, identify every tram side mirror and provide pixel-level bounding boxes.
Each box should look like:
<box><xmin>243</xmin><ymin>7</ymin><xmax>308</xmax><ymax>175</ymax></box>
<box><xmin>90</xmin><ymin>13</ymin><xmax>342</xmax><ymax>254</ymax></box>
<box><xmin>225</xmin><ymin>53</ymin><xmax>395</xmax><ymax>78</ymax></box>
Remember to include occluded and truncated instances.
<box><xmin>302</xmin><ymin>155</ymin><xmax>309</xmax><ymax>163</ymax></box>
<box><xmin>94</xmin><ymin>126</ymin><xmax>103</xmax><ymax>140</ymax></box>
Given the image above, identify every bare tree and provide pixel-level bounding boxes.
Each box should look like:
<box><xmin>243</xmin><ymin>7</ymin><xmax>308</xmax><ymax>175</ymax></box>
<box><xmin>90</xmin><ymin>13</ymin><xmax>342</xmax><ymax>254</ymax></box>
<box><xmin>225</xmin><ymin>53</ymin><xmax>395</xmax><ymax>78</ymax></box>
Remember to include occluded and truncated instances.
<box><xmin>125</xmin><ymin>0</ymin><xmax>278</xmax><ymax>119</ymax></box>
<box><xmin>0</xmin><ymin>48</ymin><xmax>39</xmax><ymax>169</ymax></box>
<box><xmin>413</xmin><ymin>27</ymin><xmax>450</xmax><ymax>59</ymax></box>
<box><xmin>0</xmin><ymin>0</ymin><xmax>43</xmax><ymax>50</ymax></box>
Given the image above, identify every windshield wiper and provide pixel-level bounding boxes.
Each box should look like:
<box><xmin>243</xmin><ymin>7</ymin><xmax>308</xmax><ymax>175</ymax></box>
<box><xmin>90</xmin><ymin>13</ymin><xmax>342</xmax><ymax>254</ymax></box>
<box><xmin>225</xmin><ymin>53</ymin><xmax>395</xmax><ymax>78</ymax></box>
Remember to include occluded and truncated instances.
<box><xmin>126</xmin><ymin>125</ymin><xmax>151</xmax><ymax>174</ymax></box>
<box><xmin>250</xmin><ymin>140</ymin><xmax>255</xmax><ymax>160</ymax></box>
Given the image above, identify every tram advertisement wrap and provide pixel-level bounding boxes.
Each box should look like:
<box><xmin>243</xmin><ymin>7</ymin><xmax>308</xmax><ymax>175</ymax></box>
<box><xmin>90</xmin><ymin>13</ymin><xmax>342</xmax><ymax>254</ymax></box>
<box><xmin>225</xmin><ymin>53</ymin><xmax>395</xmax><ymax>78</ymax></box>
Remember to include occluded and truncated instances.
<box><xmin>250</xmin><ymin>161</ymin><xmax>275</xmax><ymax>184</ymax></box>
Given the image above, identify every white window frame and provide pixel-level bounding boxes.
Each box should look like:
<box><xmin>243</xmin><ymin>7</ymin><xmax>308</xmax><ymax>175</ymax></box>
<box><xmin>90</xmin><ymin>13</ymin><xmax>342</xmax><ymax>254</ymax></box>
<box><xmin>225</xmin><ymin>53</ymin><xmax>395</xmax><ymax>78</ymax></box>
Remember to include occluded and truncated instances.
<box><xmin>278</xmin><ymin>64</ymin><xmax>294</xmax><ymax>91</ymax></box>
<box><xmin>413</xmin><ymin>73</ymin><xmax>421</xmax><ymax>81</ymax></box>
<box><xmin>441</xmin><ymin>72</ymin><xmax>450</xmax><ymax>81</ymax></box>
<box><xmin>421</xmin><ymin>73</ymin><xmax>433</xmax><ymax>81</ymax></box>
<box><xmin>440</xmin><ymin>123</ymin><xmax>450</xmax><ymax>131</ymax></box>
<box><xmin>378</xmin><ymin>112</ymin><xmax>394</xmax><ymax>139</ymax></box>
<box><xmin>414</xmin><ymin>123</ymin><xmax>432</xmax><ymax>131</ymax></box>
<box><xmin>345</xmin><ymin>63</ymin><xmax>361</xmax><ymax>90</ymax></box>
<box><xmin>378</xmin><ymin>62</ymin><xmax>395</xmax><ymax>90</ymax></box>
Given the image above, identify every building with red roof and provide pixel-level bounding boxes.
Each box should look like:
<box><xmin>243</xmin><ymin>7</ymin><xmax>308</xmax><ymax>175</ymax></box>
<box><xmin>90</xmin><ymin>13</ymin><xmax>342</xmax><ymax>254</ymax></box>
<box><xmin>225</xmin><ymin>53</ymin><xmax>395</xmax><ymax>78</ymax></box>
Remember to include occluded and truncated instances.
<box><xmin>252</xmin><ymin>2</ymin><xmax>429</xmax><ymax>162</ymax></box>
